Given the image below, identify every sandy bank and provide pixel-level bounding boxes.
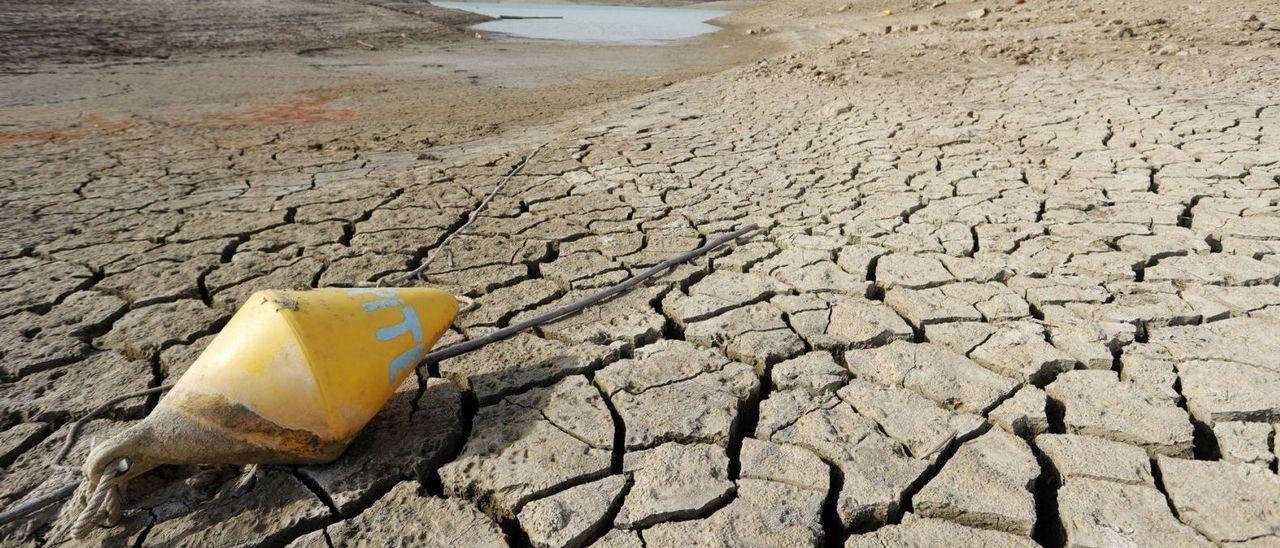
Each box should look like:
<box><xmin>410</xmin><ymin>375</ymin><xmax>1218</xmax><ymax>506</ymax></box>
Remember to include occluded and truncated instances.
<box><xmin>1</xmin><ymin>0</ymin><xmax>778</xmax><ymax>161</ymax></box>
<box><xmin>0</xmin><ymin>0</ymin><xmax>494</xmax><ymax>69</ymax></box>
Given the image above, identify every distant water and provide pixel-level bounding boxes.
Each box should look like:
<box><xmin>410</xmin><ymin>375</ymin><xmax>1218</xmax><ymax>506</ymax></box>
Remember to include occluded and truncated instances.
<box><xmin>434</xmin><ymin>2</ymin><xmax>730</xmax><ymax>45</ymax></box>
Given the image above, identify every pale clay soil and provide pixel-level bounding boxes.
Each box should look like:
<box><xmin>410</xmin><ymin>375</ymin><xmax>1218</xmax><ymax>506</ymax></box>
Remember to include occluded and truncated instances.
<box><xmin>2</xmin><ymin>0</ymin><xmax>1280</xmax><ymax>546</ymax></box>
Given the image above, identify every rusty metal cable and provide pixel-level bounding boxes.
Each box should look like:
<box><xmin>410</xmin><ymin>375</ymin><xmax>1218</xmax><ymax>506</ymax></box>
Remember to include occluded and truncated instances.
<box><xmin>0</xmin><ymin>384</ymin><xmax>170</xmax><ymax>527</ymax></box>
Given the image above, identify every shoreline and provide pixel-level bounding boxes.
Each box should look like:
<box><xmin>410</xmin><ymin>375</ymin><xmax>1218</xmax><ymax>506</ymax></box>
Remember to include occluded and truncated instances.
<box><xmin>0</xmin><ymin>0</ymin><xmax>780</xmax><ymax>159</ymax></box>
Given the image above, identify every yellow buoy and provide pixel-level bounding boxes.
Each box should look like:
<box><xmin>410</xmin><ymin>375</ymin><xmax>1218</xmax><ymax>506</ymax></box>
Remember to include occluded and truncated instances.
<box><xmin>83</xmin><ymin>287</ymin><xmax>457</xmax><ymax>485</ymax></box>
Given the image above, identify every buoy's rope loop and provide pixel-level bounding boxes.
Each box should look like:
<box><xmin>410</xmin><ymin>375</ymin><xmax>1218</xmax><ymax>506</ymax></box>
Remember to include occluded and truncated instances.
<box><xmin>69</xmin><ymin>458</ymin><xmax>130</xmax><ymax>539</ymax></box>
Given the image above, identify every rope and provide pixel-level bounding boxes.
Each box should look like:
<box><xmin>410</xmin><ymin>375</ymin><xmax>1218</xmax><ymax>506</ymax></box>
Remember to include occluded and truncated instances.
<box><xmin>0</xmin><ymin>386</ymin><xmax>169</xmax><ymax>527</ymax></box>
<box><xmin>68</xmin><ymin>458</ymin><xmax>128</xmax><ymax>539</ymax></box>
<box><xmin>455</xmin><ymin>295</ymin><xmax>479</xmax><ymax>316</ymax></box>
<box><xmin>384</xmin><ymin>140</ymin><xmax>550</xmax><ymax>286</ymax></box>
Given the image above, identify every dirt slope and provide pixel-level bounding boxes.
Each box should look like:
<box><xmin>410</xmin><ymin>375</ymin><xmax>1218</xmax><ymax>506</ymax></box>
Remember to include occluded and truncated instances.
<box><xmin>0</xmin><ymin>0</ymin><xmax>488</xmax><ymax>68</ymax></box>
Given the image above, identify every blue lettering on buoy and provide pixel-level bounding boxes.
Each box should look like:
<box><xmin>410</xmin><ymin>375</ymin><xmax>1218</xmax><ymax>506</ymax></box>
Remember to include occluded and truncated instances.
<box><xmin>347</xmin><ymin>288</ymin><xmax>426</xmax><ymax>384</ymax></box>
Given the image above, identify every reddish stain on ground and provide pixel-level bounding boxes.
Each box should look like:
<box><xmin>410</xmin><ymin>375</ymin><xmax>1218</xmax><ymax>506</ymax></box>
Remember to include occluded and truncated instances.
<box><xmin>0</xmin><ymin>115</ymin><xmax>135</xmax><ymax>144</ymax></box>
<box><xmin>196</xmin><ymin>98</ymin><xmax>354</xmax><ymax>126</ymax></box>
<box><xmin>1</xmin><ymin>98</ymin><xmax>351</xmax><ymax>144</ymax></box>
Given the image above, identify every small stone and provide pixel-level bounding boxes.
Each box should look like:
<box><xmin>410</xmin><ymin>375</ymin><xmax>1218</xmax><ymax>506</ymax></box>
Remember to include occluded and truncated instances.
<box><xmin>822</xmin><ymin>101</ymin><xmax>853</xmax><ymax>117</ymax></box>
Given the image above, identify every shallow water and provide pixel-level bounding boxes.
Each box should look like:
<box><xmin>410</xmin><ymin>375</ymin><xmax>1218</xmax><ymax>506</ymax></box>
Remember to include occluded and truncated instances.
<box><xmin>434</xmin><ymin>2</ymin><xmax>730</xmax><ymax>45</ymax></box>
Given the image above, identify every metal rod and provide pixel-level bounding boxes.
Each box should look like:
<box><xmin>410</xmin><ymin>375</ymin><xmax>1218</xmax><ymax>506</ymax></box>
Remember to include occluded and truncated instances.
<box><xmin>0</xmin><ymin>482</ymin><xmax>77</xmax><ymax>525</ymax></box>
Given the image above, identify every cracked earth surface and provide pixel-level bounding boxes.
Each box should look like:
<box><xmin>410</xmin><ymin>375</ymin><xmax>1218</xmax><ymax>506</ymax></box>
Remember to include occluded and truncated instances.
<box><xmin>3</xmin><ymin>0</ymin><xmax>1280</xmax><ymax>546</ymax></box>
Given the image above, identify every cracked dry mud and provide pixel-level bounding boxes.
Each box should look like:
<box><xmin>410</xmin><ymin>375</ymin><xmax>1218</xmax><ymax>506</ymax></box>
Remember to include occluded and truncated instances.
<box><xmin>3</xmin><ymin>0</ymin><xmax>1280</xmax><ymax>545</ymax></box>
